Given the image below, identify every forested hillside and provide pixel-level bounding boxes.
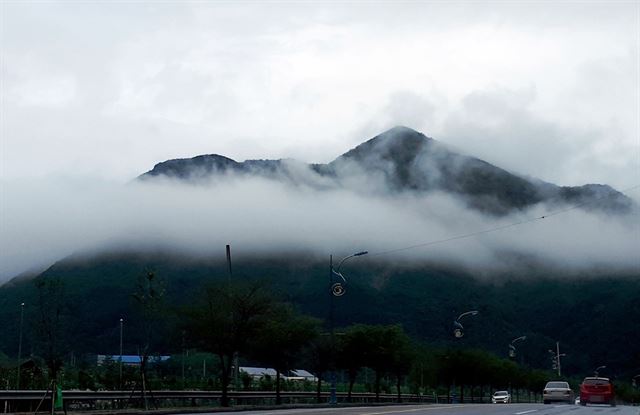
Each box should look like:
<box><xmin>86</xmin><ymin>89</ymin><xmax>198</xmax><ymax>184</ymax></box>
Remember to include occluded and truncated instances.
<box><xmin>1</xmin><ymin>250</ymin><xmax>637</xmax><ymax>381</ymax></box>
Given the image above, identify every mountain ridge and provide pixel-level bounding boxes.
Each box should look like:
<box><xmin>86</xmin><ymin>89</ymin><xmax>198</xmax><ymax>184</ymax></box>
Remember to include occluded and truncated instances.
<box><xmin>139</xmin><ymin>126</ymin><xmax>634</xmax><ymax>216</ymax></box>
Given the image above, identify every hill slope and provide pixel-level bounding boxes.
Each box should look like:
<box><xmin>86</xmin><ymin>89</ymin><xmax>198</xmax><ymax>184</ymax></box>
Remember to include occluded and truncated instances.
<box><xmin>0</xmin><ymin>250</ymin><xmax>638</xmax><ymax>379</ymax></box>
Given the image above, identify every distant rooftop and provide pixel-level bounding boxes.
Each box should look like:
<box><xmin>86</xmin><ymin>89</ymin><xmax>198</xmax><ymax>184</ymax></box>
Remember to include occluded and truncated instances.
<box><xmin>97</xmin><ymin>355</ymin><xmax>171</xmax><ymax>366</ymax></box>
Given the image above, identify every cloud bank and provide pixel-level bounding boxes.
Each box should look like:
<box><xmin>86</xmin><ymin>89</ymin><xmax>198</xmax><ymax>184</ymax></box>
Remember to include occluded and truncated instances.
<box><xmin>1</xmin><ymin>175</ymin><xmax>637</xmax><ymax>282</ymax></box>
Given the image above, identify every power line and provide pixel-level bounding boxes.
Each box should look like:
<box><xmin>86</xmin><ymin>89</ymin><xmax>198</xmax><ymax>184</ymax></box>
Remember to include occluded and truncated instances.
<box><xmin>368</xmin><ymin>184</ymin><xmax>640</xmax><ymax>258</ymax></box>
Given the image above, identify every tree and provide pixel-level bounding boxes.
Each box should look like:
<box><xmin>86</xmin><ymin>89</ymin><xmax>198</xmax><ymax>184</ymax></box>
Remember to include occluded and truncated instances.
<box><xmin>302</xmin><ymin>335</ymin><xmax>333</xmax><ymax>402</ymax></box>
<box><xmin>338</xmin><ymin>325</ymin><xmax>370</xmax><ymax>401</ymax></box>
<box><xmin>33</xmin><ymin>276</ymin><xmax>67</xmax><ymax>386</ymax></box>
<box><xmin>387</xmin><ymin>328</ymin><xmax>414</xmax><ymax>402</ymax></box>
<box><xmin>363</xmin><ymin>325</ymin><xmax>413</xmax><ymax>402</ymax></box>
<box><xmin>252</xmin><ymin>304</ymin><xmax>320</xmax><ymax>404</ymax></box>
<box><xmin>185</xmin><ymin>281</ymin><xmax>274</xmax><ymax>407</ymax></box>
<box><xmin>407</xmin><ymin>345</ymin><xmax>438</xmax><ymax>395</ymax></box>
<box><xmin>131</xmin><ymin>270</ymin><xmax>166</xmax><ymax>410</ymax></box>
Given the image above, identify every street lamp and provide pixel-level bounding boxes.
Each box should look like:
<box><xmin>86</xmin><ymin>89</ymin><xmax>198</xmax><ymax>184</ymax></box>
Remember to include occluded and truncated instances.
<box><xmin>119</xmin><ymin>318</ymin><xmax>124</xmax><ymax>390</ymax></box>
<box><xmin>16</xmin><ymin>302</ymin><xmax>25</xmax><ymax>390</ymax></box>
<box><xmin>509</xmin><ymin>336</ymin><xmax>527</xmax><ymax>358</ymax></box>
<box><xmin>453</xmin><ymin>310</ymin><xmax>478</xmax><ymax>338</ymax></box>
<box><xmin>328</xmin><ymin>251</ymin><xmax>367</xmax><ymax>405</ymax></box>
<box><xmin>548</xmin><ymin>342</ymin><xmax>566</xmax><ymax>376</ymax></box>
<box><xmin>594</xmin><ymin>365</ymin><xmax>606</xmax><ymax>377</ymax></box>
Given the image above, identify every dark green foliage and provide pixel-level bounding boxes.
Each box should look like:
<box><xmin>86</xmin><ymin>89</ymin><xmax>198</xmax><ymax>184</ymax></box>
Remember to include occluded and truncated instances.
<box><xmin>183</xmin><ymin>280</ymin><xmax>275</xmax><ymax>406</ymax></box>
<box><xmin>250</xmin><ymin>305</ymin><xmax>320</xmax><ymax>404</ymax></box>
<box><xmin>131</xmin><ymin>270</ymin><xmax>166</xmax><ymax>409</ymax></box>
<box><xmin>33</xmin><ymin>275</ymin><xmax>68</xmax><ymax>383</ymax></box>
<box><xmin>1</xmin><ymin>251</ymin><xmax>638</xmax><ymax>385</ymax></box>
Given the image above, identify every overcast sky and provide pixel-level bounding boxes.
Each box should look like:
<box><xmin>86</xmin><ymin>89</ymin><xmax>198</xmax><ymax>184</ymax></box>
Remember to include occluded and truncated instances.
<box><xmin>1</xmin><ymin>1</ymin><xmax>639</xmax><ymax>280</ymax></box>
<box><xmin>1</xmin><ymin>1</ymin><xmax>639</xmax><ymax>188</ymax></box>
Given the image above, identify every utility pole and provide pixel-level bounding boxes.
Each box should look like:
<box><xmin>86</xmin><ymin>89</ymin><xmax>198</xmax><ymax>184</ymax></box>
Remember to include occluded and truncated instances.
<box><xmin>181</xmin><ymin>330</ymin><xmax>186</xmax><ymax>388</ymax></box>
<box><xmin>119</xmin><ymin>318</ymin><xmax>123</xmax><ymax>389</ymax></box>
<box><xmin>16</xmin><ymin>302</ymin><xmax>24</xmax><ymax>390</ymax></box>
<box><xmin>328</xmin><ymin>251</ymin><xmax>367</xmax><ymax>404</ymax></box>
<box><xmin>226</xmin><ymin>244</ymin><xmax>232</xmax><ymax>282</ymax></box>
<box><xmin>329</xmin><ymin>254</ymin><xmax>336</xmax><ymax>404</ymax></box>
<box><xmin>556</xmin><ymin>342</ymin><xmax>561</xmax><ymax>377</ymax></box>
<box><xmin>549</xmin><ymin>342</ymin><xmax>565</xmax><ymax>377</ymax></box>
<box><xmin>225</xmin><ymin>244</ymin><xmax>240</xmax><ymax>391</ymax></box>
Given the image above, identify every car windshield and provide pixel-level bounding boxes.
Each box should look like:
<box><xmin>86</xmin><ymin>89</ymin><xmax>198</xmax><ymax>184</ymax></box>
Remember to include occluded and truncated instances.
<box><xmin>494</xmin><ymin>391</ymin><xmax>508</xmax><ymax>396</ymax></box>
<box><xmin>546</xmin><ymin>382</ymin><xmax>569</xmax><ymax>388</ymax></box>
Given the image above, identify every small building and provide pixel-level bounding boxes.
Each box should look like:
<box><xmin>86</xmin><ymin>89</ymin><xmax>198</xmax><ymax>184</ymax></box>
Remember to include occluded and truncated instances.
<box><xmin>289</xmin><ymin>369</ymin><xmax>317</xmax><ymax>382</ymax></box>
<box><xmin>240</xmin><ymin>367</ymin><xmax>278</xmax><ymax>379</ymax></box>
<box><xmin>97</xmin><ymin>355</ymin><xmax>170</xmax><ymax>367</ymax></box>
<box><xmin>239</xmin><ymin>367</ymin><xmax>317</xmax><ymax>382</ymax></box>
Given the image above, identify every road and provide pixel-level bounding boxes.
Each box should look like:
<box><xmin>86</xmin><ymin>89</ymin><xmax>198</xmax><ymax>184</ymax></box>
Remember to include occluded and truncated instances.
<box><xmin>180</xmin><ymin>404</ymin><xmax>639</xmax><ymax>415</ymax></box>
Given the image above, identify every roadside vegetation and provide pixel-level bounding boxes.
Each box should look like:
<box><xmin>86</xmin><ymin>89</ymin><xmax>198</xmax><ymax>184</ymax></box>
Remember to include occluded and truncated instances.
<box><xmin>1</xmin><ymin>273</ymin><xmax>639</xmax><ymax>407</ymax></box>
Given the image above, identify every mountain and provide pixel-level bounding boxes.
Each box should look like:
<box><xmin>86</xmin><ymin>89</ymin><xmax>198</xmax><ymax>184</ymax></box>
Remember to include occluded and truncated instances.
<box><xmin>0</xmin><ymin>126</ymin><xmax>637</xmax><ymax>380</ymax></box>
<box><xmin>140</xmin><ymin>126</ymin><xmax>634</xmax><ymax>216</ymax></box>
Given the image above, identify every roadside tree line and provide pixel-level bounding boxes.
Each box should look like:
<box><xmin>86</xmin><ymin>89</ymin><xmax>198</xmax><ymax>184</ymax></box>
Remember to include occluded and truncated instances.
<box><xmin>3</xmin><ymin>273</ymin><xmax>623</xmax><ymax>408</ymax></box>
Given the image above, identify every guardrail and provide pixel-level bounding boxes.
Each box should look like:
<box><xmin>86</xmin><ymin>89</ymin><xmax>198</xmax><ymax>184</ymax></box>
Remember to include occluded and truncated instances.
<box><xmin>0</xmin><ymin>390</ymin><xmax>538</xmax><ymax>412</ymax></box>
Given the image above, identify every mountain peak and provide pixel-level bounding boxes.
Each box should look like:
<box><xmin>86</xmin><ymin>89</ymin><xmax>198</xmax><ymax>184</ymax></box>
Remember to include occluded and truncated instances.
<box><xmin>366</xmin><ymin>126</ymin><xmax>431</xmax><ymax>147</ymax></box>
<box><xmin>378</xmin><ymin>125</ymin><xmax>425</xmax><ymax>137</ymax></box>
<box><xmin>335</xmin><ymin>126</ymin><xmax>432</xmax><ymax>165</ymax></box>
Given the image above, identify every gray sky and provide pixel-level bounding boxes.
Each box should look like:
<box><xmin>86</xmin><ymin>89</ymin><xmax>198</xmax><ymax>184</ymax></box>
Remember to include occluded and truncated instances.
<box><xmin>1</xmin><ymin>1</ymin><xmax>638</xmax><ymax>187</ymax></box>
<box><xmin>1</xmin><ymin>1</ymin><xmax>639</xmax><ymax>280</ymax></box>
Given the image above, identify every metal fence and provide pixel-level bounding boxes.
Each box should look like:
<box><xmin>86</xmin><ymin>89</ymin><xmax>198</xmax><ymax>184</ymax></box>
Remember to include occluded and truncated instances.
<box><xmin>0</xmin><ymin>390</ymin><xmax>538</xmax><ymax>412</ymax></box>
<box><xmin>0</xmin><ymin>390</ymin><xmax>403</xmax><ymax>412</ymax></box>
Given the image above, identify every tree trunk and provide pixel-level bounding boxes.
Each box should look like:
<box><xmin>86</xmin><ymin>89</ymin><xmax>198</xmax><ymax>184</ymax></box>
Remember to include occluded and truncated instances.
<box><xmin>375</xmin><ymin>371</ymin><xmax>381</xmax><ymax>403</ymax></box>
<box><xmin>348</xmin><ymin>378</ymin><xmax>355</xmax><ymax>402</ymax></box>
<box><xmin>459</xmin><ymin>384</ymin><xmax>464</xmax><ymax>404</ymax></box>
<box><xmin>316</xmin><ymin>372</ymin><xmax>323</xmax><ymax>403</ymax></box>
<box><xmin>396</xmin><ymin>375</ymin><xmax>401</xmax><ymax>403</ymax></box>
<box><xmin>218</xmin><ymin>354</ymin><xmax>230</xmax><ymax>407</ymax></box>
<box><xmin>141</xmin><ymin>369</ymin><xmax>148</xmax><ymax>410</ymax></box>
<box><xmin>140</xmin><ymin>355</ymin><xmax>148</xmax><ymax>411</ymax></box>
<box><xmin>275</xmin><ymin>370</ymin><xmax>282</xmax><ymax>405</ymax></box>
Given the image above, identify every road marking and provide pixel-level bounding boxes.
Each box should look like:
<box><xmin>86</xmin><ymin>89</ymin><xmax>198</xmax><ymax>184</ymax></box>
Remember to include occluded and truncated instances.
<box><xmin>361</xmin><ymin>405</ymin><xmax>467</xmax><ymax>415</ymax></box>
<box><xmin>515</xmin><ymin>410</ymin><xmax>538</xmax><ymax>415</ymax></box>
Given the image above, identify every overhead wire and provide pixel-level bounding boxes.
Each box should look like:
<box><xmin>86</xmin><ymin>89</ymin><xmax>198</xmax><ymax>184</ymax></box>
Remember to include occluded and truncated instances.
<box><xmin>367</xmin><ymin>184</ymin><xmax>640</xmax><ymax>258</ymax></box>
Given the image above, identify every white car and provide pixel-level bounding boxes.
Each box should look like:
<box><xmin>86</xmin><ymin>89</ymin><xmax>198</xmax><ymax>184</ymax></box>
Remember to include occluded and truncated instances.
<box><xmin>492</xmin><ymin>390</ymin><xmax>511</xmax><ymax>403</ymax></box>
<box><xmin>543</xmin><ymin>381</ymin><xmax>573</xmax><ymax>404</ymax></box>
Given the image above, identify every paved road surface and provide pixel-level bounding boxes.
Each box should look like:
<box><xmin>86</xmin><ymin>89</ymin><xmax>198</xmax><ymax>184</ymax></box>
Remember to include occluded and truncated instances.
<box><xmin>180</xmin><ymin>404</ymin><xmax>639</xmax><ymax>415</ymax></box>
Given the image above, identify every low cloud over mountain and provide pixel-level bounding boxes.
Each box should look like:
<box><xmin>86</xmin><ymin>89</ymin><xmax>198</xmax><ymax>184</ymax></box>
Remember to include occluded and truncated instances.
<box><xmin>1</xmin><ymin>127</ymin><xmax>637</xmax><ymax>282</ymax></box>
<box><xmin>141</xmin><ymin>126</ymin><xmax>634</xmax><ymax>216</ymax></box>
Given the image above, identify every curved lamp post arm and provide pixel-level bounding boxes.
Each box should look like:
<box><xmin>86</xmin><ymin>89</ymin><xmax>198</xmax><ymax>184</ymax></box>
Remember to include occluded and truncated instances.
<box><xmin>457</xmin><ymin>310</ymin><xmax>479</xmax><ymax>321</ymax></box>
<box><xmin>511</xmin><ymin>336</ymin><xmax>527</xmax><ymax>345</ymax></box>
<box><xmin>335</xmin><ymin>251</ymin><xmax>368</xmax><ymax>273</ymax></box>
<box><xmin>456</xmin><ymin>310</ymin><xmax>479</xmax><ymax>322</ymax></box>
<box><xmin>509</xmin><ymin>336</ymin><xmax>526</xmax><ymax>358</ymax></box>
